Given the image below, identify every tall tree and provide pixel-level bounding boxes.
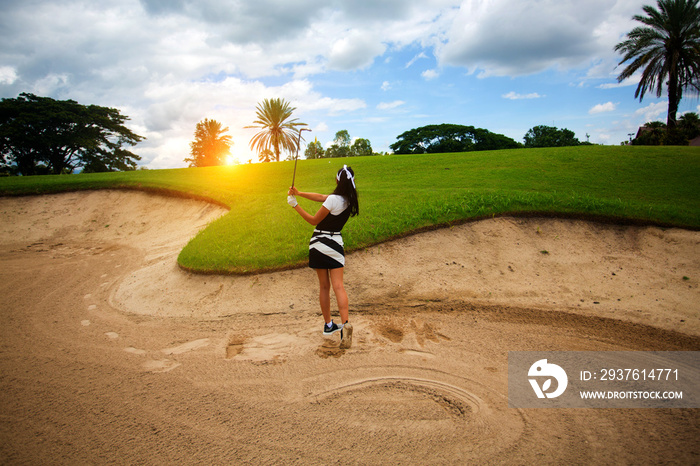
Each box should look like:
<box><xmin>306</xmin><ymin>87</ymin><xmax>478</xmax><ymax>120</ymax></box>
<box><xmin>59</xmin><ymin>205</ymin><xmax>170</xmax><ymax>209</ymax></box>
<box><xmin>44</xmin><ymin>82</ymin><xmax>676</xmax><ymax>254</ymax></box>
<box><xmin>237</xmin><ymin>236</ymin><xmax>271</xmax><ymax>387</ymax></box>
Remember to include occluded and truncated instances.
<box><xmin>524</xmin><ymin>125</ymin><xmax>580</xmax><ymax>148</ymax></box>
<box><xmin>185</xmin><ymin>118</ymin><xmax>232</xmax><ymax>167</ymax></box>
<box><xmin>333</xmin><ymin>129</ymin><xmax>351</xmax><ymax>148</ymax></box>
<box><xmin>390</xmin><ymin>124</ymin><xmax>520</xmax><ymax>154</ymax></box>
<box><xmin>245</xmin><ymin>98</ymin><xmax>306</xmax><ymax>162</ymax></box>
<box><xmin>304</xmin><ymin>138</ymin><xmax>325</xmax><ymax>159</ymax></box>
<box><xmin>325</xmin><ymin>129</ymin><xmax>352</xmax><ymax>158</ymax></box>
<box><xmin>0</xmin><ymin>93</ymin><xmax>143</xmax><ymax>175</ymax></box>
<box><xmin>351</xmin><ymin>138</ymin><xmax>373</xmax><ymax>157</ymax></box>
<box><xmin>258</xmin><ymin>148</ymin><xmax>274</xmax><ymax>163</ymax></box>
<box><xmin>615</xmin><ymin>0</ymin><xmax>700</xmax><ymax>129</ymax></box>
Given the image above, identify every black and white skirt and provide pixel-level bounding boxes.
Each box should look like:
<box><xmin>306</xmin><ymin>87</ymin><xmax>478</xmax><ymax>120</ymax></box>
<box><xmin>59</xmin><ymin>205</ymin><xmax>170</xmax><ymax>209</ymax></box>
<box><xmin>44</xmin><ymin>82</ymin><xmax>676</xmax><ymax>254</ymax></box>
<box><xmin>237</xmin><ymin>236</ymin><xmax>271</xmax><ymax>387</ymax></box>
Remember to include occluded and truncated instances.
<box><xmin>309</xmin><ymin>229</ymin><xmax>345</xmax><ymax>269</ymax></box>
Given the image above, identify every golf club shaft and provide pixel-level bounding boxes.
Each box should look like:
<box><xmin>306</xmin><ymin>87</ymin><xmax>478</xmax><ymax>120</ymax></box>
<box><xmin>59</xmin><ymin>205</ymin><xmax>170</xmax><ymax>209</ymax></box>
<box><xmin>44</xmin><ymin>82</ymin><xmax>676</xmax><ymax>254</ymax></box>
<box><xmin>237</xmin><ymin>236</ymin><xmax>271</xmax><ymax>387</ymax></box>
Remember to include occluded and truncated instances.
<box><xmin>291</xmin><ymin>128</ymin><xmax>310</xmax><ymax>188</ymax></box>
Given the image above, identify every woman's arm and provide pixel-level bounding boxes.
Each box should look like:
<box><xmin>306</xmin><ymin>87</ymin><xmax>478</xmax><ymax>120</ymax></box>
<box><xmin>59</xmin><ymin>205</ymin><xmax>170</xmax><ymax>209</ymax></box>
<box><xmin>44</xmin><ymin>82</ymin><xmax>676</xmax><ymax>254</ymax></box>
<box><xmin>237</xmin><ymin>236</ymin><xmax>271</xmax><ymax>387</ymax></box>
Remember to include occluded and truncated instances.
<box><xmin>293</xmin><ymin>204</ymin><xmax>330</xmax><ymax>226</ymax></box>
<box><xmin>289</xmin><ymin>186</ymin><xmax>328</xmax><ymax>203</ymax></box>
<box><xmin>287</xmin><ymin>186</ymin><xmax>330</xmax><ymax>225</ymax></box>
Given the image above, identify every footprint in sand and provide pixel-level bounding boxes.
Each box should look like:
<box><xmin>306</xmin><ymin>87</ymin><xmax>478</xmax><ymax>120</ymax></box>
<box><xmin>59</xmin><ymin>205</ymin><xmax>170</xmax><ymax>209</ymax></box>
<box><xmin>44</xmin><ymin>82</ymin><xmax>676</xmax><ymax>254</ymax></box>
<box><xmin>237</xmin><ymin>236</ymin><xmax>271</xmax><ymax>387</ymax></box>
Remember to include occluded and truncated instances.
<box><xmin>225</xmin><ymin>337</ymin><xmax>246</xmax><ymax>359</ymax></box>
<box><xmin>105</xmin><ymin>332</ymin><xmax>119</xmax><ymax>340</ymax></box>
<box><xmin>132</xmin><ymin>339</ymin><xmax>210</xmax><ymax>373</ymax></box>
<box><xmin>316</xmin><ymin>340</ymin><xmax>346</xmax><ymax>359</ymax></box>
<box><xmin>410</xmin><ymin>319</ymin><xmax>449</xmax><ymax>346</ymax></box>
<box><xmin>379</xmin><ymin>323</ymin><xmax>405</xmax><ymax>343</ymax></box>
<box><xmin>226</xmin><ymin>333</ymin><xmax>312</xmax><ymax>363</ymax></box>
<box><xmin>399</xmin><ymin>349</ymin><xmax>436</xmax><ymax>359</ymax></box>
<box><xmin>161</xmin><ymin>338</ymin><xmax>210</xmax><ymax>355</ymax></box>
<box><xmin>372</xmin><ymin>318</ymin><xmax>450</xmax><ymax>358</ymax></box>
<box><xmin>142</xmin><ymin>359</ymin><xmax>181</xmax><ymax>373</ymax></box>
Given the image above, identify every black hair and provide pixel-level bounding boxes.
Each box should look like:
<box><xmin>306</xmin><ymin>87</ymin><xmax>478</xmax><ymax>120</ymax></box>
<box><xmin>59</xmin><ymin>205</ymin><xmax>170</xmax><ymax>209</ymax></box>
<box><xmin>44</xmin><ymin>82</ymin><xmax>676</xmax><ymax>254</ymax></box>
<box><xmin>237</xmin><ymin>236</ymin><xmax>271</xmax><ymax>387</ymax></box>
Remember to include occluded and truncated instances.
<box><xmin>332</xmin><ymin>165</ymin><xmax>359</xmax><ymax>217</ymax></box>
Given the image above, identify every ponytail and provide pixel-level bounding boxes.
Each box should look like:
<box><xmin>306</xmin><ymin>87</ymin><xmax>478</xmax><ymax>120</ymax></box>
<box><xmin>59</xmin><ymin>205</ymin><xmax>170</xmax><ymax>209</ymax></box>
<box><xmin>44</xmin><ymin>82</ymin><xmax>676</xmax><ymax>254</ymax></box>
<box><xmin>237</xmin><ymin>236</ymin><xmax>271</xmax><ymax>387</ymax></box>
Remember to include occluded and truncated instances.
<box><xmin>333</xmin><ymin>165</ymin><xmax>359</xmax><ymax>216</ymax></box>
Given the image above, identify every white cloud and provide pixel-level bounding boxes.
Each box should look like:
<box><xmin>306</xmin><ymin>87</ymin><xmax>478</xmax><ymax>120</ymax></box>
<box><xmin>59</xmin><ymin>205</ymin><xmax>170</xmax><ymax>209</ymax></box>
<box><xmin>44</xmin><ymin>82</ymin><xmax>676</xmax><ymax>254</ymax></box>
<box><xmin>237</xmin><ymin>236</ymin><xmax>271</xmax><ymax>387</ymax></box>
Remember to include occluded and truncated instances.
<box><xmin>33</xmin><ymin>73</ymin><xmax>71</xmax><ymax>96</ymax></box>
<box><xmin>584</xmin><ymin>59</ymin><xmax>618</xmax><ymax>81</ymax></box>
<box><xmin>589</xmin><ymin>102</ymin><xmax>617</xmax><ymax>114</ymax></box>
<box><xmin>634</xmin><ymin>101</ymin><xmax>667</xmax><ymax>123</ymax></box>
<box><xmin>0</xmin><ymin>66</ymin><xmax>18</xmax><ymax>85</ymax></box>
<box><xmin>406</xmin><ymin>52</ymin><xmax>428</xmax><ymax>68</ymax></box>
<box><xmin>598</xmin><ymin>75</ymin><xmax>640</xmax><ymax>89</ymax></box>
<box><xmin>381</xmin><ymin>81</ymin><xmax>392</xmax><ymax>91</ymax></box>
<box><xmin>328</xmin><ymin>30</ymin><xmax>386</xmax><ymax>71</ymax></box>
<box><xmin>502</xmin><ymin>91</ymin><xmax>544</xmax><ymax>100</ymax></box>
<box><xmin>435</xmin><ymin>0</ymin><xmax>641</xmax><ymax>77</ymax></box>
<box><xmin>422</xmin><ymin>69</ymin><xmax>439</xmax><ymax>80</ymax></box>
<box><xmin>598</xmin><ymin>82</ymin><xmax>627</xmax><ymax>90</ymax></box>
<box><xmin>377</xmin><ymin>100</ymin><xmax>406</xmax><ymax>110</ymax></box>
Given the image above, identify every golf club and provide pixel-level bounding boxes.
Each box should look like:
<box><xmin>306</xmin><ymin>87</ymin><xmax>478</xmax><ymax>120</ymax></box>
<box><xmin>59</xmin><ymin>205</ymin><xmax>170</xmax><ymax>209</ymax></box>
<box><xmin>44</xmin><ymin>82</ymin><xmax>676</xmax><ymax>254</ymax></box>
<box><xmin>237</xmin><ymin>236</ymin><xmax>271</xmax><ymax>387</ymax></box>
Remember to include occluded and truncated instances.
<box><xmin>291</xmin><ymin>128</ymin><xmax>311</xmax><ymax>188</ymax></box>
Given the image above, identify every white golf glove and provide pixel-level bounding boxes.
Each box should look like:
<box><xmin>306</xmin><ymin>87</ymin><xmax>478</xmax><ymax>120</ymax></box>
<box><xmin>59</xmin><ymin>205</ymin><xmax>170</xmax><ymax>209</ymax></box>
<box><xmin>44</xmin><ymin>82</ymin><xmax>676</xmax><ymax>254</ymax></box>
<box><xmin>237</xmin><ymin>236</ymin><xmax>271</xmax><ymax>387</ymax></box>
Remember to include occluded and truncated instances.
<box><xmin>287</xmin><ymin>195</ymin><xmax>298</xmax><ymax>207</ymax></box>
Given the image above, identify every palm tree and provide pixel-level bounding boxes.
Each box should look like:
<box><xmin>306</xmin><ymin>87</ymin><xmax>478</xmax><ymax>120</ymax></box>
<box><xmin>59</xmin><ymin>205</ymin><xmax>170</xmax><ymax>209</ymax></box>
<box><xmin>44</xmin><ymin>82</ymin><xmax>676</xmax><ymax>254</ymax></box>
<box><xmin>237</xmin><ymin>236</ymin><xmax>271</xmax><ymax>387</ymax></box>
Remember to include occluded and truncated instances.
<box><xmin>679</xmin><ymin>111</ymin><xmax>700</xmax><ymax>138</ymax></box>
<box><xmin>634</xmin><ymin>120</ymin><xmax>667</xmax><ymax>145</ymax></box>
<box><xmin>245</xmin><ymin>98</ymin><xmax>307</xmax><ymax>162</ymax></box>
<box><xmin>615</xmin><ymin>0</ymin><xmax>700</xmax><ymax>129</ymax></box>
<box><xmin>185</xmin><ymin>118</ymin><xmax>232</xmax><ymax>167</ymax></box>
<box><xmin>258</xmin><ymin>148</ymin><xmax>274</xmax><ymax>163</ymax></box>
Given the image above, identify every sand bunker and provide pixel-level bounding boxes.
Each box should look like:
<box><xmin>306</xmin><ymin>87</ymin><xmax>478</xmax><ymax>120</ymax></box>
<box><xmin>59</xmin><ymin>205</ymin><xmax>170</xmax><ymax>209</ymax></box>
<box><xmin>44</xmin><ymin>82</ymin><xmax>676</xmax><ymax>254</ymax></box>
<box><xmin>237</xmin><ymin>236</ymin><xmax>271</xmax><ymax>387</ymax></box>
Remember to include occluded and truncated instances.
<box><xmin>0</xmin><ymin>190</ymin><xmax>698</xmax><ymax>464</ymax></box>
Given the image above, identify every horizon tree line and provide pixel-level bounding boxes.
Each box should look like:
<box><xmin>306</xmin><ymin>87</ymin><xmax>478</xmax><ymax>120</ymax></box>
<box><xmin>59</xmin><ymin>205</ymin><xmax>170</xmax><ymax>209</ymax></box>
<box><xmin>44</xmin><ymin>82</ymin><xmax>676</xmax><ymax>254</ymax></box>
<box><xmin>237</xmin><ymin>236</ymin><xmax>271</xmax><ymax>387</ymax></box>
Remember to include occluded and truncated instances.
<box><xmin>187</xmin><ymin>99</ymin><xmax>378</xmax><ymax>166</ymax></box>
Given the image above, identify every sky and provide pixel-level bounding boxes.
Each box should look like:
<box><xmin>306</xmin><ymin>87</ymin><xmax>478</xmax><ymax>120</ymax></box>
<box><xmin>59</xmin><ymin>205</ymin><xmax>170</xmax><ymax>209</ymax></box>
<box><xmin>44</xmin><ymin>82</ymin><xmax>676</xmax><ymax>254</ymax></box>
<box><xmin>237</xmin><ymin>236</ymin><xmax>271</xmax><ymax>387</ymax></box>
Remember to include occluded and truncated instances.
<box><xmin>1</xmin><ymin>0</ymin><xmax>699</xmax><ymax>168</ymax></box>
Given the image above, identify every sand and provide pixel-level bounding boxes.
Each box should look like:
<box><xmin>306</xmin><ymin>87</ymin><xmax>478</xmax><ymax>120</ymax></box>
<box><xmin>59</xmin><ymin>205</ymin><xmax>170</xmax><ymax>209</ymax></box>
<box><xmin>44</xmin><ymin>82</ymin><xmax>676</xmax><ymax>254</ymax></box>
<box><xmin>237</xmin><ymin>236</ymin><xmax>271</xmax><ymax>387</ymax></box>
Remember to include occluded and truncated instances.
<box><xmin>0</xmin><ymin>189</ymin><xmax>698</xmax><ymax>464</ymax></box>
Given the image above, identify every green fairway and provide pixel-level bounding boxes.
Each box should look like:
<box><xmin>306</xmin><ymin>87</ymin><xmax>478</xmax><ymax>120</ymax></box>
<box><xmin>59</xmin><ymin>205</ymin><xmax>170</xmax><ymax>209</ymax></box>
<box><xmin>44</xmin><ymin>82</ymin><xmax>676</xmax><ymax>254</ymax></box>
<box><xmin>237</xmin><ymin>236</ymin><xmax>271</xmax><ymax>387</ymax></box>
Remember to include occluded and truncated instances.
<box><xmin>1</xmin><ymin>145</ymin><xmax>699</xmax><ymax>274</ymax></box>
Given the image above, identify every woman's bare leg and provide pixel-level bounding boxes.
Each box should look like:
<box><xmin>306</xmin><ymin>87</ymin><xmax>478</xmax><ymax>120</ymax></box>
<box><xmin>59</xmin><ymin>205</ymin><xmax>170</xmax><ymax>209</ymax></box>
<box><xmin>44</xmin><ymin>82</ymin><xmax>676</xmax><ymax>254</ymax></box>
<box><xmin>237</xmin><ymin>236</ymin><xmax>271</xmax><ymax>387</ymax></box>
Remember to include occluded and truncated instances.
<box><xmin>315</xmin><ymin>268</ymin><xmax>332</xmax><ymax>324</ymax></box>
<box><xmin>329</xmin><ymin>267</ymin><xmax>349</xmax><ymax>324</ymax></box>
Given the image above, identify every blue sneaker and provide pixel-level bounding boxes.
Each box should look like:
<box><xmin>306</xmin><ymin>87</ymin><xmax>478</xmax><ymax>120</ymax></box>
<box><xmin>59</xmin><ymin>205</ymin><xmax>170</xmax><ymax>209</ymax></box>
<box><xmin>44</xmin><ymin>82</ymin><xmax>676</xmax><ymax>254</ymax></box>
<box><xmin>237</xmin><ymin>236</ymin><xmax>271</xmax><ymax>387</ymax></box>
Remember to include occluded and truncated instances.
<box><xmin>322</xmin><ymin>321</ymin><xmax>343</xmax><ymax>335</ymax></box>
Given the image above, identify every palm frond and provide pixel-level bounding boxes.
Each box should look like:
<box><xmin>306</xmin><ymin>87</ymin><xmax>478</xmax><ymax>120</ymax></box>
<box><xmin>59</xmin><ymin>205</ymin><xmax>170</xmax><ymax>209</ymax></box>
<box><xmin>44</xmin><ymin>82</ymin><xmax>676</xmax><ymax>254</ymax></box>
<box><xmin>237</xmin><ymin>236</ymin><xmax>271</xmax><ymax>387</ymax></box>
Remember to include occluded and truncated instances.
<box><xmin>615</xmin><ymin>0</ymin><xmax>700</xmax><ymax>127</ymax></box>
<box><xmin>245</xmin><ymin>98</ymin><xmax>307</xmax><ymax>161</ymax></box>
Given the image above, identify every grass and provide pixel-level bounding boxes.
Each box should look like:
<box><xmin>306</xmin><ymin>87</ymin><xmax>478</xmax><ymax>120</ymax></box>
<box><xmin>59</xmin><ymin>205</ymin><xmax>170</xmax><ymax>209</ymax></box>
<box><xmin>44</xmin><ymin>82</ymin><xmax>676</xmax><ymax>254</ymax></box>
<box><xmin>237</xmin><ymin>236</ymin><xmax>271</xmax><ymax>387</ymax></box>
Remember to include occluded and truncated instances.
<box><xmin>1</xmin><ymin>145</ymin><xmax>699</xmax><ymax>274</ymax></box>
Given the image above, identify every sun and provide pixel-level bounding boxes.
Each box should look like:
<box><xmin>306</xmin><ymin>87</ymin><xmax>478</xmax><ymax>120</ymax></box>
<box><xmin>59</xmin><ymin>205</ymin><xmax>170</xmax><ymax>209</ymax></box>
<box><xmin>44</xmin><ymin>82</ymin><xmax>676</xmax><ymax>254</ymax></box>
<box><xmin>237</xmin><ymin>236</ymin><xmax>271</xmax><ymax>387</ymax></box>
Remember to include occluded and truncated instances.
<box><xmin>224</xmin><ymin>154</ymin><xmax>237</xmax><ymax>165</ymax></box>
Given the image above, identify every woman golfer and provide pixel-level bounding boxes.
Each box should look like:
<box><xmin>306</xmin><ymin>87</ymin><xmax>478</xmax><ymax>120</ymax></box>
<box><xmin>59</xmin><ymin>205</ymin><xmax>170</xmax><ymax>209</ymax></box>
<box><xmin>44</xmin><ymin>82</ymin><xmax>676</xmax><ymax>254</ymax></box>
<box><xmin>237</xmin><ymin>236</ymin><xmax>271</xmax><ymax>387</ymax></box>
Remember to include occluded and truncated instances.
<box><xmin>287</xmin><ymin>165</ymin><xmax>359</xmax><ymax>348</ymax></box>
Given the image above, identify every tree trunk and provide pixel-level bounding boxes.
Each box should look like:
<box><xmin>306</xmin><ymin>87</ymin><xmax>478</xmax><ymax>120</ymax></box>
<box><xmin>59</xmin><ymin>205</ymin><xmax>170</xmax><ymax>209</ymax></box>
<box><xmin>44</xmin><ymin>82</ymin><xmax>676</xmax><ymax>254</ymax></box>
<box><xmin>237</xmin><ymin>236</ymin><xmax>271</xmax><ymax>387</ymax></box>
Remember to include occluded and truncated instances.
<box><xmin>666</xmin><ymin>66</ymin><xmax>680</xmax><ymax>129</ymax></box>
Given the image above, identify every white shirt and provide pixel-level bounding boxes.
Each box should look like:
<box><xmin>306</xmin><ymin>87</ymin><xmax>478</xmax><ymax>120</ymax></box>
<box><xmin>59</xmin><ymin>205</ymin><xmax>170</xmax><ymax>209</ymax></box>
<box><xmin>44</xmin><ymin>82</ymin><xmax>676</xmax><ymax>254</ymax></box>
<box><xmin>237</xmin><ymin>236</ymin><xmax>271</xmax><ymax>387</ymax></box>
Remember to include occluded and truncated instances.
<box><xmin>322</xmin><ymin>194</ymin><xmax>348</xmax><ymax>216</ymax></box>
